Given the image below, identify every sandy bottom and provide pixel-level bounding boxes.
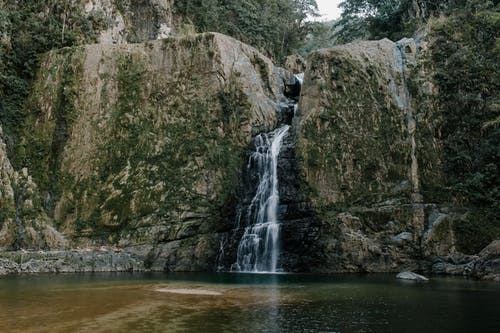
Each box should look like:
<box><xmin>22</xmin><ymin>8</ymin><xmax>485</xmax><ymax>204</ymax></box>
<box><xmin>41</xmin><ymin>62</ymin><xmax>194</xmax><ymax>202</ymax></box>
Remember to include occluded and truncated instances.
<box><xmin>155</xmin><ymin>288</ymin><xmax>223</xmax><ymax>296</ymax></box>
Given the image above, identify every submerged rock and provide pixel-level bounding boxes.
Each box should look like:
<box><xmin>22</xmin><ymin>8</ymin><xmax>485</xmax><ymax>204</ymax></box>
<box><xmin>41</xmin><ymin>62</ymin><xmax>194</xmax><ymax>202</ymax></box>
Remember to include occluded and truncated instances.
<box><xmin>397</xmin><ymin>271</ymin><xmax>429</xmax><ymax>281</ymax></box>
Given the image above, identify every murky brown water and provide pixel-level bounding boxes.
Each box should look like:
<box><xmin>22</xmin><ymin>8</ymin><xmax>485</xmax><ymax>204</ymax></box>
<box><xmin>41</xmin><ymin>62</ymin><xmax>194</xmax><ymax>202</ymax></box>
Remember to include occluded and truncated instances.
<box><xmin>0</xmin><ymin>273</ymin><xmax>499</xmax><ymax>332</ymax></box>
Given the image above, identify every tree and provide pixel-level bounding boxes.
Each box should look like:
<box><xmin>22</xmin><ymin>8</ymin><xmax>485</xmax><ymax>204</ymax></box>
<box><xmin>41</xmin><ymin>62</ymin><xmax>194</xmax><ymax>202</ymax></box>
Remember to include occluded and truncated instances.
<box><xmin>173</xmin><ymin>0</ymin><xmax>318</xmax><ymax>62</ymax></box>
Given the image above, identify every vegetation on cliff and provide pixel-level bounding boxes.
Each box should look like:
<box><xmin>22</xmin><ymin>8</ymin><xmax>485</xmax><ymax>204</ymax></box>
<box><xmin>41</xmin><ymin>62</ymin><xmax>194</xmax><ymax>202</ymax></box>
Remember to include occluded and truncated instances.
<box><xmin>0</xmin><ymin>0</ymin><xmax>110</xmax><ymax>154</ymax></box>
<box><xmin>301</xmin><ymin>0</ymin><xmax>499</xmax><ymax>254</ymax></box>
<box><xmin>173</xmin><ymin>0</ymin><xmax>319</xmax><ymax>62</ymax></box>
<box><xmin>430</xmin><ymin>8</ymin><xmax>500</xmax><ymax>253</ymax></box>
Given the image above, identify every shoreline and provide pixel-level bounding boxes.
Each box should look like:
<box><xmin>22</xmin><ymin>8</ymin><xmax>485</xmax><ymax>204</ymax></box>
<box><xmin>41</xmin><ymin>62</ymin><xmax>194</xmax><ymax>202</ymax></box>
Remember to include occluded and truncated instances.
<box><xmin>1</xmin><ymin>249</ymin><xmax>498</xmax><ymax>282</ymax></box>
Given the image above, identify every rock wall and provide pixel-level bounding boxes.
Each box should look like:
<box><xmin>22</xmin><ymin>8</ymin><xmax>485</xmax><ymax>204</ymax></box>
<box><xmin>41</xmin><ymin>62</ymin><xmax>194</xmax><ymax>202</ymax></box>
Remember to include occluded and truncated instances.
<box><xmin>1</xmin><ymin>126</ymin><xmax>67</xmax><ymax>251</ymax></box>
<box><xmin>296</xmin><ymin>36</ymin><xmax>467</xmax><ymax>273</ymax></box>
<box><xmin>83</xmin><ymin>0</ymin><xmax>174</xmax><ymax>44</ymax></box>
<box><xmin>15</xmin><ymin>32</ymin><xmax>286</xmax><ymax>271</ymax></box>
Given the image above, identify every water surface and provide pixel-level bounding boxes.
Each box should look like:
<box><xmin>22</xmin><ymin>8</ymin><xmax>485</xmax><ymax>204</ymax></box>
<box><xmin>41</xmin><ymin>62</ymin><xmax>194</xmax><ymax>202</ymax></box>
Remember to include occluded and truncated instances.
<box><xmin>0</xmin><ymin>272</ymin><xmax>499</xmax><ymax>332</ymax></box>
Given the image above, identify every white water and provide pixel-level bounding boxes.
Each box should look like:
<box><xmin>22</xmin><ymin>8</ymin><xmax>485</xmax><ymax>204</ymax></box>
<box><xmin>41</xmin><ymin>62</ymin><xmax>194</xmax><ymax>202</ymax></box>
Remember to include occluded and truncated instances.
<box><xmin>294</xmin><ymin>73</ymin><xmax>304</xmax><ymax>86</ymax></box>
<box><xmin>231</xmin><ymin>125</ymin><xmax>290</xmax><ymax>273</ymax></box>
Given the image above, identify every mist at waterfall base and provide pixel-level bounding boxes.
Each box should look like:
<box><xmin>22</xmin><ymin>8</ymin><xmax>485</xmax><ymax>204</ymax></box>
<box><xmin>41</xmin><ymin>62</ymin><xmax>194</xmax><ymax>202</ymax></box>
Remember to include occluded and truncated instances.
<box><xmin>1</xmin><ymin>272</ymin><xmax>499</xmax><ymax>333</ymax></box>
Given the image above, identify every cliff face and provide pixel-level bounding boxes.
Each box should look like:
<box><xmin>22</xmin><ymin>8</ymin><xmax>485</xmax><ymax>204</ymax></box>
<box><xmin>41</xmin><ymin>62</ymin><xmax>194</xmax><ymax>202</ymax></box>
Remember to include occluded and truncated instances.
<box><xmin>1</xmin><ymin>2</ymin><xmax>497</xmax><ymax>278</ymax></box>
<box><xmin>15</xmin><ymin>32</ymin><xmax>285</xmax><ymax>271</ymax></box>
<box><xmin>83</xmin><ymin>0</ymin><xmax>174</xmax><ymax>44</ymax></box>
<box><xmin>0</xmin><ymin>126</ymin><xmax>67</xmax><ymax>251</ymax></box>
<box><xmin>296</xmin><ymin>36</ymin><xmax>465</xmax><ymax>272</ymax></box>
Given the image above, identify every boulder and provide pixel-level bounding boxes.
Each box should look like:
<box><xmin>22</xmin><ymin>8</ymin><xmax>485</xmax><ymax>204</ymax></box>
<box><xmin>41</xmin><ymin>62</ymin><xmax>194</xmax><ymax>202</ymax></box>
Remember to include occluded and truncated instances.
<box><xmin>397</xmin><ymin>271</ymin><xmax>429</xmax><ymax>281</ymax></box>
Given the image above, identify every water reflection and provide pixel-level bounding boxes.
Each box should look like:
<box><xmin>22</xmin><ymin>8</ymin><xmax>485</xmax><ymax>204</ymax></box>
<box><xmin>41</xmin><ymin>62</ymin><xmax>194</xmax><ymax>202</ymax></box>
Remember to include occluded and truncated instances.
<box><xmin>0</xmin><ymin>273</ymin><xmax>499</xmax><ymax>333</ymax></box>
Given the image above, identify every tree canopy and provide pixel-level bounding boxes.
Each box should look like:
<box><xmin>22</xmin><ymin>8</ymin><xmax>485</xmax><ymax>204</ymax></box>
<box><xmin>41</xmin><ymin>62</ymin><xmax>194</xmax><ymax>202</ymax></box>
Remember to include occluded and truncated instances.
<box><xmin>173</xmin><ymin>0</ymin><xmax>318</xmax><ymax>62</ymax></box>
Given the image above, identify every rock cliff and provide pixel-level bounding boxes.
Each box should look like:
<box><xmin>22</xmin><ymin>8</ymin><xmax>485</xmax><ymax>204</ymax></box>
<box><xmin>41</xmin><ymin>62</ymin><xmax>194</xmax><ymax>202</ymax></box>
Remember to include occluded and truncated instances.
<box><xmin>1</xmin><ymin>126</ymin><xmax>67</xmax><ymax>251</ymax></box>
<box><xmin>13</xmin><ymin>32</ymin><xmax>286</xmax><ymax>271</ymax></box>
<box><xmin>1</xmin><ymin>4</ymin><xmax>497</xmax><ymax>279</ymax></box>
<box><xmin>83</xmin><ymin>0</ymin><xmax>174</xmax><ymax>44</ymax></box>
<box><xmin>296</xmin><ymin>32</ymin><xmax>497</xmax><ymax>277</ymax></box>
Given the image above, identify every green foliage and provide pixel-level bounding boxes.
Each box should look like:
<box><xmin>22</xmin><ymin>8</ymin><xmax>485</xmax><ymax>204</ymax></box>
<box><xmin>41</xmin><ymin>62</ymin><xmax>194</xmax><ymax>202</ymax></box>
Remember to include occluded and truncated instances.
<box><xmin>431</xmin><ymin>10</ymin><xmax>500</xmax><ymax>207</ymax></box>
<box><xmin>173</xmin><ymin>0</ymin><xmax>318</xmax><ymax>62</ymax></box>
<box><xmin>430</xmin><ymin>9</ymin><xmax>500</xmax><ymax>250</ymax></box>
<box><xmin>454</xmin><ymin>210</ymin><xmax>500</xmax><ymax>254</ymax></box>
<box><xmin>0</xmin><ymin>0</ymin><xmax>109</xmax><ymax>156</ymax></box>
<box><xmin>334</xmin><ymin>0</ymin><xmax>499</xmax><ymax>43</ymax></box>
<box><xmin>297</xmin><ymin>21</ymin><xmax>338</xmax><ymax>55</ymax></box>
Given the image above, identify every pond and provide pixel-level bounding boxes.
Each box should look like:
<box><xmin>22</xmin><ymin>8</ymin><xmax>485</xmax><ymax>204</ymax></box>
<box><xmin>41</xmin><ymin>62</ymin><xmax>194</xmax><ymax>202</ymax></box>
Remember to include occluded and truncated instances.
<box><xmin>0</xmin><ymin>272</ymin><xmax>499</xmax><ymax>332</ymax></box>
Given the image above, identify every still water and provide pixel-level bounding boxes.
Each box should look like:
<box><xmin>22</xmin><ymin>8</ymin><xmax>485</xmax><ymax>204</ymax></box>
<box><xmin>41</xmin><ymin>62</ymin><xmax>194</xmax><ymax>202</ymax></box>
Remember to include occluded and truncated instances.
<box><xmin>0</xmin><ymin>272</ymin><xmax>499</xmax><ymax>332</ymax></box>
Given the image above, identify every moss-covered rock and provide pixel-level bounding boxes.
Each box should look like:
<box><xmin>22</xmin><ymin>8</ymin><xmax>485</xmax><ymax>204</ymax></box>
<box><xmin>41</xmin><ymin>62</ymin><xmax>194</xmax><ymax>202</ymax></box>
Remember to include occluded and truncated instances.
<box><xmin>298</xmin><ymin>39</ymin><xmax>415</xmax><ymax>208</ymax></box>
<box><xmin>295</xmin><ymin>32</ymin><xmax>489</xmax><ymax>272</ymax></box>
<box><xmin>1</xmin><ymin>125</ymin><xmax>67</xmax><ymax>250</ymax></box>
<box><xmin>84</xmin><ymin>0</ymin><xmax>174</xmax><ymax>44</ymax></box>
<box><xmin>17</xmin><ymin>32</ymin><xmax>285</xmax><ymax>270</ymax></box>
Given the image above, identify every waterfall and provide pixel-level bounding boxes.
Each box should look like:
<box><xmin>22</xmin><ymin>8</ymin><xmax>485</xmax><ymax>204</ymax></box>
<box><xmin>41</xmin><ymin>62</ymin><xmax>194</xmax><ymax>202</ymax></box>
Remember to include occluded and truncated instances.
<box><xmin>231</xmin><ymin>125</ymin><xmax>290</xmax><ymax>273</ymax></box>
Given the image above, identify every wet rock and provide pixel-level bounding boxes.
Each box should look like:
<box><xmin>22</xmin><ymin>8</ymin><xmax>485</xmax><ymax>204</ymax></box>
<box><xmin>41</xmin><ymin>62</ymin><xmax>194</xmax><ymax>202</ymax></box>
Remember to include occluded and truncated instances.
<box><xmin>397</xmin><ymin>271</ymin><xmax>429</xmax><ymax>281</ymax></box>
<box><xmin>284</xmin><ymin>54</ymin><xmax>306</xmax><ymax>73</ymax></box>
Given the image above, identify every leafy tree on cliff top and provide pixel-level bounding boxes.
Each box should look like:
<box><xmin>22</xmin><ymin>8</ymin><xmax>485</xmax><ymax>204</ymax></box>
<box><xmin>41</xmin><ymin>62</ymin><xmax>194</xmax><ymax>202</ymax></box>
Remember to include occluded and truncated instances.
<box><xmin>173</xmin><ymin>0</ymin><xmax>318</xmax><ymax>62</ymax></box>
<box><xmin>334</xmin><ymin>0</ymin><xmax>500</xmax><ymax>42</ymax></box>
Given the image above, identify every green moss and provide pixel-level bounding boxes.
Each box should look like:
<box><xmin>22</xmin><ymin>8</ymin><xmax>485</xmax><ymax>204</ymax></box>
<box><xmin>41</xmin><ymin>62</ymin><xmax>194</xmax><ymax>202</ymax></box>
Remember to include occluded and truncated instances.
<box><xmin>15</xmin><ymin>48</ymin><xmax>84</xmax><ymax>205</ymax></box>
<box><xmin>299</xmin><ymin>54</ymin><xmax>410</xmax><ymax>208</ymax></box>
<box><xmin>56</xmin><ymin>43</ymin><xmax>251</xmax><ymax>240</ymax></box>
<box><xmin>454</xmin><ymin>209</ymin><xmax>500</xmax><ymax>254</ymax></box>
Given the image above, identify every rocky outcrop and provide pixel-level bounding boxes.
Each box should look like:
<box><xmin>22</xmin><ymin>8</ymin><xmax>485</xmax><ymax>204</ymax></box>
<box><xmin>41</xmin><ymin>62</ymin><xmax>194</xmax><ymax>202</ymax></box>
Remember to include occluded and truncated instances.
<box><xmin>474</xmin><ymin>240</ymin><xmax>500</xmax><ymax>281</ymax></box>
<box><xmin>1</xmin><ymin>126</ymin><xmax>67</xmax><ymax>251</ymax></box>
<box><xmin>284</xmin><ymin>54</ymin><xmax>306</xmax><ymax>74</ymax></box>
<box><xmin>83</xmin><ymin>0</ymin><xmax>174</xmax><ymax>44</ymax></box>
<box><xmin>0</xmin><ymin>126</ymin><xmax>16</xmax><ymax>247</ymax></box>
<box><xmin>431</xmin><ymin>240</ymin><xmax>500</xmax><ymax>281</ymax></box>
<box><xmin>295</xmin><ymin>35</ymin><xmax>488</xmax><ymax>273</ymax></box>
<box><xmin>0</xmin><ymin>248</ymin><xmax>142</xmax><ymax>275</ymax></box>
<box><xmin>297</xmin><ymin>38</ymin><xmax>419</xmax><ymax>272</ymax></box>
<box><xmin>14</xmin><ymin>32</ymin><xmax>288</xmax><ymax>271</ymax></box>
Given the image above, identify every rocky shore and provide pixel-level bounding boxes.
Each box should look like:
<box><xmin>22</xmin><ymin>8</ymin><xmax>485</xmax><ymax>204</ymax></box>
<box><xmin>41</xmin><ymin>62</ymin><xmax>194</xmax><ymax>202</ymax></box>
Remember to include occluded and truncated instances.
<box><xmin>1</xmin><ymin>240</ymin><xmax>499</xmax><ymax>281</ymax></box>
<box><xmin>0</xmin><ymin>248</ymin><xmax>144</xmax><ymax>275</ymax></box>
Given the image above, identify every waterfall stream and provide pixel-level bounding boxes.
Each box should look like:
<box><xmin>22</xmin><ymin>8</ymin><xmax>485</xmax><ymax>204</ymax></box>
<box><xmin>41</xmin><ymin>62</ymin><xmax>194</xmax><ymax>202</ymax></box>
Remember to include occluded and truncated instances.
<box><xmin>231</xmin><ymin>125</ymin><xmax>290</xmax><ymax>273</ymax></box>
<box><xmin>219</xmin><ymin>72</ymin><xmax>303</xmax><ymax>273</ymax></box>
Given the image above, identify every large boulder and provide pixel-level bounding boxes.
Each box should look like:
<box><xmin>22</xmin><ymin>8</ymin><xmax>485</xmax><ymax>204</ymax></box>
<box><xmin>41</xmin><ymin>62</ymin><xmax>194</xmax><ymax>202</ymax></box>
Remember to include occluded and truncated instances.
<box><xmin>474</xmin><ymin>240</ymin><xmax>500</xmax><ymax>281</ymax></box>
